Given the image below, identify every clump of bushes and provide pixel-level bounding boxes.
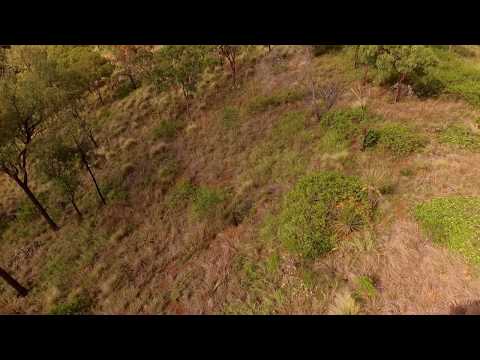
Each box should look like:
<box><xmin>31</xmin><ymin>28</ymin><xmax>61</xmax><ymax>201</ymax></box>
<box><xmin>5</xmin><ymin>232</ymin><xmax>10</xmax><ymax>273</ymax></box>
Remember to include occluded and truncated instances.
<box><xmin>376</xmin><ymin>124</ymin><xmax>427</xmax><ymax>156</ymax></box>
<box><xmin>362</xmin><ymin>129</ymin><xmax>381</xmax><ymax>150</ymax></box>
<box><xmin>439</xmin><ymin>125</ymin><xmax>480</xmax><ymax>151</ymax></box>
<box><xmin>192</xmin><ymin>186</ymin><xmax>226</xmax><ymax>220</ymax></box>
<box><xmin>112</xmin><ymin>80</ymin><xmax>136</xmax><ymax>101</ymax></box>
<box><xmin>276</xmin><ymin>171</ymin><xmax>374</xmax><ymax>259</ymax></box>
<box><xmin>414</xmin><ymin>196</ymin><xmax>480</xmax><ymax>264</ymax></box>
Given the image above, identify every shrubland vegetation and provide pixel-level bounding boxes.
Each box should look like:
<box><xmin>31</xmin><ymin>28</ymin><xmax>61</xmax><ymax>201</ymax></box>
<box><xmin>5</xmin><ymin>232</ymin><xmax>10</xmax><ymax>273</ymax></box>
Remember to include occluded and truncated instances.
<box><xmin>2</xmin><ymin>44</ymin><xmax>480</xmax><ymax>314</ymax></box>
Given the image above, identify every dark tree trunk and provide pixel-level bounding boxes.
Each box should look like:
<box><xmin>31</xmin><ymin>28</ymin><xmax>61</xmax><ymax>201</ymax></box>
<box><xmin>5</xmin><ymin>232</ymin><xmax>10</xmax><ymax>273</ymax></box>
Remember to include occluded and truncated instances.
<box><xmin>0</xmin><ymin>266</ymin><xmax>29</xmax><ymax>297</ymax></box>
<box><xmin>362</xmin><ymin>65</ymin><xmax>369</xmax><ymax>85</ymax></box>
<box><xmin>79</xmin><ymin>150</ymin><xmax>106</xmax><ymax>206</ymax></box>
<box><xmin>230</xmin><ymin>57</ymin><xmax>236</xmax><ymax>85</ymax></box>
<box><xmin>127</xmin><ymin>73</ymin><xmax>138</xmax><ymax>89</ymax></box>
<box><xmin>70</xmin><ymin>196</ymin><xmax>82</xmax><ymax>221</ymax></box>
<box><xmin>268</xmin><ymin>45</ymin><xmax>271</xmax><ymax>52</ymax></box>
<box><xmin>394</xmin><ymin>73</ymin><xmax>407</xmax><ymax>103</ymax></box>
<box><xmin>354</xmin><ymin>46</ymin><xmax>360</xmax><ymax>68</ymax></box>
<box><xmin>12</xmin><ymin>176</ymin><xmax>59</xmax><ymax>231</ymax></box>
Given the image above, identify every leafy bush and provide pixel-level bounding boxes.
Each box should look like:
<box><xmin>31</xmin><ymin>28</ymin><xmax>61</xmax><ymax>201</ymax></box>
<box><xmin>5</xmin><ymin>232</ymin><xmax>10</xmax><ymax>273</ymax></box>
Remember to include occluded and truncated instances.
<box><xmin>377</xmin><ymin>124</ymin><xmax>427</xmax><ymax>156</ymax></box>
<box><xmin>153</xmin><ymin>120</ymin><xmax>178</xmax><ymax>140</ymax></box>
<box><xmin>414</xmin><ymin>196</ymin><xmax>480</xmax><ymax>264</ymax></box>
<box><xmin>49</xmin><ymin>295</ymin><xmax>93</xmax><ymax>315</ymax></box>
<box><xmin>167</xmin><ymin>180</ymin><xmax>197</xmax><ymax>209</ymax></box>
<box><xmin>353</xmin><ymin>276</ymin><xmax>378</xmax><ymax>301</ymax></box>
<box><xmin>362</xmin><ymin>129</ymin><xmax>380</xmax><ymax>150</ymax></box>
<box><xmin>276</xmin><ymin>171</ymin><xmax>373</xmax><ymax>259</ymax></box>
<box><xmin>439</xmin><ymin>125</ymin><xmax>480</xmax><ymax>151</ymax></box>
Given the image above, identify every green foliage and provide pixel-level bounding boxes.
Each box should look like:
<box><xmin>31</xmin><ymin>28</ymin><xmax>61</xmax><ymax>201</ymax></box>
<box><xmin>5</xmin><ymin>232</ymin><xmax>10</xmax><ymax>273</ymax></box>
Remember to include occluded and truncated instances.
<box><xmin>357</xmin><ymin>45</ymin><xmax>437</xmax><ymax>86</ymax></box>
<box><xmin>49</xmin><ymin>294</ymin><xmax>93</xmax><ymax>315</ymax></box>
<box><xmin>414</xmin><ymin>197</ymin><xmax>480</xmax><ymax>264</ymax></box>
<box><xmin>321</xmin><ymin>107</ymin><xmax>377</xmax><ymax>139</ymax></box>
<box><xmin>276</xmin><ymin>171</ymin><xmax>373</xmax><ymax>259</ymax></box>
<box><xmin>362</xmin><ymin>129</ymin><xmax>381</xmax><ymax>150</ymax></box>
<box><xmin>149</xmin><ymin>45</ymin><xmax>213</xmax><ymax>99</ymax></box>
<box><xmin>400</xmin><ymin>168</ymin><xmax>415</xmax><ymax>177</ymax></box>
<box><xmin>439</xmin><ymin>125</ymin><xmax>480</xmax><ymax>151</ymax></box>
<box><xmin>377</xmin><ymin>124</ymin><xmax>427</xmax><ymax>156</ymax></box>
<box><xmin>248</xmin><ymin>88</ymin><xmax>306</xmax><ymax>113</ymax></box>
<box><xmin>153</xmin><ymin>120</ymin><xmax>178</xmax><ymax>140</ymax></box>
<box><xmin>167</xmin><ymin>180</ymin><xmax>197</xmax><ymax>209</ymax></box>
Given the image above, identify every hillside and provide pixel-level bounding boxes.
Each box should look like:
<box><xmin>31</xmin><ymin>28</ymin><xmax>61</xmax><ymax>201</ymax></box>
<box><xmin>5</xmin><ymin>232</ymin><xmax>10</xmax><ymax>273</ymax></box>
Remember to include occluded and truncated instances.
<box><xmin>2</xmin><ymin>45</ymin><xmax>480</xmax><ymax>314</ymax></box>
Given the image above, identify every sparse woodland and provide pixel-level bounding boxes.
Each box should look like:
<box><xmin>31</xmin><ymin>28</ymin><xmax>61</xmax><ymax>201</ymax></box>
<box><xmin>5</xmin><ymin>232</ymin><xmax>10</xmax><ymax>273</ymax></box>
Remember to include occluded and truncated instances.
<box><xmin>2</xmin><ymin>45</ymin><xmax>480</xmax><ymax>314</ymax></box>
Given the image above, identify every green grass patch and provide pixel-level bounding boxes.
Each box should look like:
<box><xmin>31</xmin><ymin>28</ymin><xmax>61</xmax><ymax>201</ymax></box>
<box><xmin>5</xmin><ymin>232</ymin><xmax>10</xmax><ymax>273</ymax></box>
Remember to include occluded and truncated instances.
<box><xmin>221</xmin><ymin>106</ymin><xmax>241</xmax><ymax>129</ymax></box>
<box><xmin>192</xmin><ymin>186</ymin><xmax>227</xmax><ymax>220</ymax></box>
<box><xmin>414</xmin><ymin>196</ymin><xmax>480</xmax><ymax>264</ymax></box>
<box><xmin>274</xmin><ymin>171</ymin><xmax>374</xmax><ymax>259</ymax></box>
<box><xmin>439</xmin><ymin>125</ymin><xmax>480</xmax><ymax>151</ymax></box>
<box><xmin>353</xmin><ymin>275</ymin><xmax>378</xmax><ymax>301</ymax></box>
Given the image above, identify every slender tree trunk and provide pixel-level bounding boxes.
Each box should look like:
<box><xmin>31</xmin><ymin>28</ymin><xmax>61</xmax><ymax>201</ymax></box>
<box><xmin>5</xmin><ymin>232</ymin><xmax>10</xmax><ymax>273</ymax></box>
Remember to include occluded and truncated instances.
<box><xmin>362</xmin><ymin>65</ymin><xmax>369</xmax><ymax>85</ymax></box>
<box><xmin>230</xmin><ymin>57</ymin><xmax>236</xmax><ymax>86</ymax></box>
<box><xmin>12</xmin><ymin>177</ymin><xmax>59</xmax><ymax>231</ymax></box>
<box><xmin>0</xmin><ymin>265</ymin><xmax>28</xmax><ymax>297</ymax></box>
<box><xmin>70</xmin><ymin>195</ymin><xmax>82</xmax><ymax>221</ymax></box>
<box><xmin>80</xmin><ymin>152</ymin><xmax>106</xmax><ymax>206</ymax></box>
<box><xmin>88</xmin><ymin>130</ymin><xmax>99</xmax><ymax>149</ymax></box>
<box><xmin>394</xmin><ymin>73</ymin><xmax>407</xmax><ymax>103</ymax></box>
<box><xmin>268</xmin><ymin>45</ymin><xmax>271</xmax><ymax>52</ymax></box>
<box><xmin>354</xmin><ymin>46</ymin><xmax>359</xmax><ymax>68</ymax></box>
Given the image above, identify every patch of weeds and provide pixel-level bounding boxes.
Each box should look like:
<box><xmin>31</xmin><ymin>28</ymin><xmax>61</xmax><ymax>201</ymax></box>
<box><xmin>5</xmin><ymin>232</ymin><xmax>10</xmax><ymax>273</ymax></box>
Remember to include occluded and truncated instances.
<box><xmin>316</xmin><ymin>129</ymin><xmax>349</xmax><ymax>154</ymax></box>
<box><xmin>166</xmin><ymin>180</ymin><xmax>197</xmax><ymax>209</ymax></box>
<box><xmin>439</xmin><ymin>125</ymin><xmax>480</xmax><ymax>151</ymax></box>
<box><xmin>104</xmin><ymin>178</ymin><xmax>129</xmax><ymax>203</ymax></box>
<box><xmin>353</xmin><ymin>275</ymin><xmax>378</xmax><ymax>302</ymax></box>
<box><xmin>221</xmin><ymin>106</ymin><xmax>241</xmax><ymax>129</ymax></box>
<box><xmin>192</xmin><ymin>186</ymin><xmax>227</xmax><ymax>220</ymax></box>
<box><xmin>377</xmin><ymin>124</ymin><xmax>427</xmax><ymax>157</ymax></box>
<box><xmin>49</xmin><ymin>294</ymin><xmax>93</xmax><ymax>315</ymax></box>
<box><xmin>265</xmin><ymin>252</ymin><xmax>281</xmax><ymax>276</ymax></box>
<box><xmin>414</xmin><ymin>196</ymin><xmax>480</xmax><ymax>264</ymax></box>
<box><xmin>271</xmin><ymin>111</ymin><xmax>308</xmax><ymax>147</ymax></box>
<box><xmin>153</xmin><ymin>120</ymin><xmax>179</xmax><ymax>141</ymax></box>
<box><xmin>275</xmin><ymin>171</ymin><xmax>374</xmax><ymax>259</ymax></box>
<box><xmin>224</xmin><ymin>198</ymin><xmax>253</xmax><ymax>226</ymax></box>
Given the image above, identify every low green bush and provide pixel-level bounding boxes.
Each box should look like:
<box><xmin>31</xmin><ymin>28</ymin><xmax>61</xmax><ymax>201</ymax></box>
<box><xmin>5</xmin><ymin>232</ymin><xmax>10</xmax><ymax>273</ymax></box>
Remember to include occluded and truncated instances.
<box><xmin>377</xmin><ymin>124</ymin><xmax>427</xmax><ymax>156</ymax></box>
<box><xmin>49</xmin><ymin>295</ymin><xmax>93</xmax><ymax>315</ymax></box>
<box><xmin>311</xmin><ymin>45</ymin><xmax>343</xmax><ymax>57</ymax></box>
<box><xmin>153</xmin><ymin>120</ymin><xmax>178</xmax><ymax>140</ymax></box>
<box><xmin>276</xmin><ymin>171</ymin><xmax>373</xmax><ymax>259</ymax></box>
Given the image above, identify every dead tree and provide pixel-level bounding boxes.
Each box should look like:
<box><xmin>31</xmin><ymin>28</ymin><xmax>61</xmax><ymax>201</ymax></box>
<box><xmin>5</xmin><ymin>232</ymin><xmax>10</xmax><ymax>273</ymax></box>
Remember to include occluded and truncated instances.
<box><xmin>0</xmin><ymin>265</ymin><xmax>28</xmax><ymax>297</ymax></box>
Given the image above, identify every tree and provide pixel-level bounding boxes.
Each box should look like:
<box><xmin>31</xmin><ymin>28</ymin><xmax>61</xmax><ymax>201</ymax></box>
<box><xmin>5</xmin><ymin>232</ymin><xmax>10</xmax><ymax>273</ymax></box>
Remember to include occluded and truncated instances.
<box><xmin>36</xmin><ymin>137</ymin><xmax>84</xmax><ymax>220</ymax></box>
<box><xmin>149</xmin><ymin>45</ymin><xmax>213</xmax><ymax>117</ymax></box>
<box><xmin>217</xmin><ymin>45</ymin><xmax>241</xmax><ymax>85</ymax></box>
<box><xmin>0</xmin><ymin>46</ymin><xmax>61</xmax><ymax>231</ymax></box>
<box><xmin>110</xmin><ymin>45</ymin><xmax>153</xmax><ymax>90</ymax></box>
<box><xmin>0</xmin><ymin>265</ymin><xmax>28</xmax><ymax>297</ymax></box>
<box><xmin>356</xmin><ymin>45</ymin><xmax>437</xmax><ymax>102</ymax></box>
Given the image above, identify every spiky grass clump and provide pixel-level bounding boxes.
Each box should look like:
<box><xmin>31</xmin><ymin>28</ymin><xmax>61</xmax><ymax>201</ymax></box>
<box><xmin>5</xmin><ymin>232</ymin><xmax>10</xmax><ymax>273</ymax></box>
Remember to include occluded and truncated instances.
<box><xmin>439</xmin><ymin>125</ymin><xmax>480</xmax><ymax>151</ymax></box>
<box><xmin>377</xmin><ymin>124</ymin><xmax>427</xmax><ymax>157</ymax></box>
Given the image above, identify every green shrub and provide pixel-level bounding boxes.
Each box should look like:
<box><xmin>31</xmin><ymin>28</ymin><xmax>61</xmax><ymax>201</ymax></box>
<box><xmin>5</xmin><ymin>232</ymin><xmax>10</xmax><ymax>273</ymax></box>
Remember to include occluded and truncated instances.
<box><xmin>276</xmin><ymin>171</ymin><xmax>373</xmax><ymax>259</ymax></box>
<box><xmin>353</xmin><ymin>276</ymin><xmax>377</xmax><ymax>301</ymax></box>
<box><xmin>321</xmin><ymin>107</ymin><xmax>378</xmax><ymax>139</ymax></box>
<box><xmin>439</xmin><ymin>125</ymin><xmax>480</xmax><ymax>151</ymax></box>
<box><xmin>49</xmin><ymin>295</ymin><xmax>93</xmax><ymax>315</ymax></box>
<box><xmin>377</xmin><ymin>124</ymin><xmax>427</xmax><ymax>156</ymax></box>
<box><xmin>362</xmin><ymin>129</ymin><xmax>380</xmax><ymax>150</ymax></box>
<box><xmin>153</xmin><ymin>120</ymin><xmax>178</xmax><ymax>140</ymax></box>
<box><xmin>400</xmin><ymin>168</ymin><xmax>415</xmax><ymax>177</ymax></box>
<box><xmin>414</xmin><ymin>196</ymin><xmax>480</xmax><ymax>264</ymax></box>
